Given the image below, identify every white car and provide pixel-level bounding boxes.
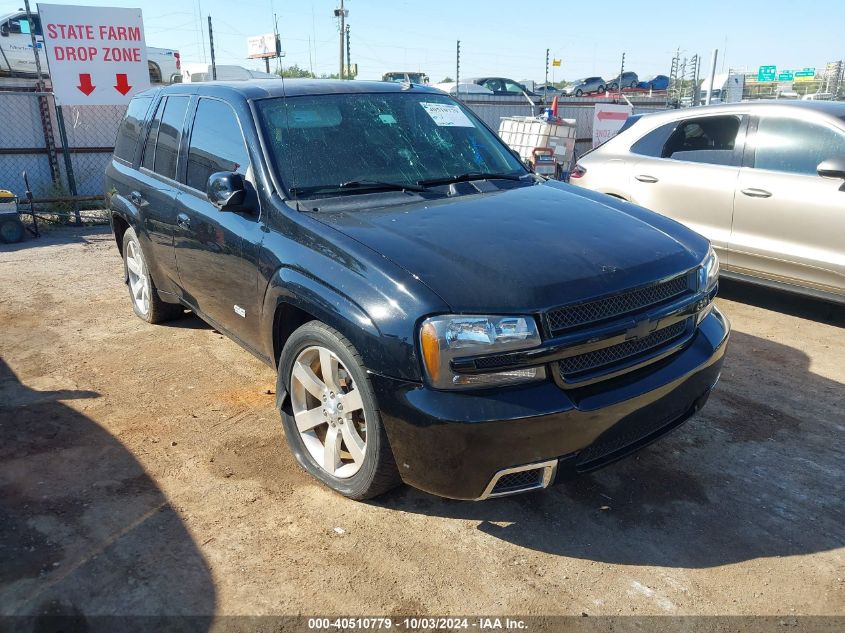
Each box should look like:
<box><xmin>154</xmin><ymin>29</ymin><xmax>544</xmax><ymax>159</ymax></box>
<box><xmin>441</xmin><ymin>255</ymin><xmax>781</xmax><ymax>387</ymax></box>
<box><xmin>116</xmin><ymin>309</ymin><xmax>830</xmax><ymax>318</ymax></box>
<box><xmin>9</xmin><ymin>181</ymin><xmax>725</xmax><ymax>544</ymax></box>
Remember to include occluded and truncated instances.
<box><xmin>0</xmin><ymin>10</ymin><xmax>180</xmax><ymax>84</ymax></box>
<box><xmin>432</xmin><ymin>81</ymin><xmax>493</xmax><ymax>96</ymax></box>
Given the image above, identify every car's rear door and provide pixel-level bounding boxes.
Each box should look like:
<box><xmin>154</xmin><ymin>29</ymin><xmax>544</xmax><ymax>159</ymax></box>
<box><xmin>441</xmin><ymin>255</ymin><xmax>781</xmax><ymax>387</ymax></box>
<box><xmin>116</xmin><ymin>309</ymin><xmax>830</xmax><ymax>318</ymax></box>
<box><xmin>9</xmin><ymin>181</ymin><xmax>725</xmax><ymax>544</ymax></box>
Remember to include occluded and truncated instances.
<box><xmin>134</xmin><ymin>94</ymin><xmax>191</xmax><ymax>297</ymax></box>
<box><xmin>172</xmin><ymin>96</ymin><xmax>265</xmax><ymax>346</ymax></box>
<box><xmin>729</xmin><ymin>114</ymin><xmax>845</xmax><ymax>296</ymax></box>
<box><xmin>626</xmin><ymin>113</ymin><xmax>747</xmax><ymax>263</ymax></box>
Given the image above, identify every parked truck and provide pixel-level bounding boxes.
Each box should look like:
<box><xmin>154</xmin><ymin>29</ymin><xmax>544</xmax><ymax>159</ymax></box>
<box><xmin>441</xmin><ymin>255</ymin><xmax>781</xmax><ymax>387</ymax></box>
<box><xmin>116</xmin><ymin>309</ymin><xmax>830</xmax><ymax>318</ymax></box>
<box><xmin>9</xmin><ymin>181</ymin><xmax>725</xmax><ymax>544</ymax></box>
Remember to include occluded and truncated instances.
<box><xmin>0</xmin><ymin>10</ymin><xmax>180</xmax><ymax>84</ymax></box>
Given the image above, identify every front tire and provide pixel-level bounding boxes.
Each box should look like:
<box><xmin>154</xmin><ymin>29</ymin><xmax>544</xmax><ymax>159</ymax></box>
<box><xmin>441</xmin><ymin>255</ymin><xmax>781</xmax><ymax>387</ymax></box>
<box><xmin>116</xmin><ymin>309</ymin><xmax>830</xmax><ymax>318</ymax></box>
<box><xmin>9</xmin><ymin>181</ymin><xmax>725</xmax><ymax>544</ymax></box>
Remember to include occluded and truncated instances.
<box><xmin>122</xmin><ymin>227</ymin><xmax>182</xmax><ymax>324</ymax></box>
<box><xmin>278</xmin><ymin>322</ymin><xmax>400</xmax><ymax>500</ymax></box>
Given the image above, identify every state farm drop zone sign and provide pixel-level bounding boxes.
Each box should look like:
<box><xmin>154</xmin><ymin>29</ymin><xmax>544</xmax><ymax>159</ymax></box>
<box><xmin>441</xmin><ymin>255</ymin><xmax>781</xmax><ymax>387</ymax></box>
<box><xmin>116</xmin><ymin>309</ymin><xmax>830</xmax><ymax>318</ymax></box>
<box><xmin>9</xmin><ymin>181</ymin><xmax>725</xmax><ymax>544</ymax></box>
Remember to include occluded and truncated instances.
<box><xmin>38</xmin><ymin>3</ymin><xmax>151</xmax><ymax>106</ymax></box>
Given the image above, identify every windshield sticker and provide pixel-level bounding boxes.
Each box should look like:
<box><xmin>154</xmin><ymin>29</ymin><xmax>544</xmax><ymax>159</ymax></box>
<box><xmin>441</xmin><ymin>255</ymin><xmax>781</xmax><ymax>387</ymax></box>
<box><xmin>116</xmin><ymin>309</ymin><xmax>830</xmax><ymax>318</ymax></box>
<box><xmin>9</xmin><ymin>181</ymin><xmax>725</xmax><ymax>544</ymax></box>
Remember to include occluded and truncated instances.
<box><xmin>420</xmin><ymin>102</ymin><xmax>475</xmax><ymax>127</ymax></box>
<box><xmin>378</xmin><ymin>113</ymin><xmax>397</xmax><ymax>125</ymax></box>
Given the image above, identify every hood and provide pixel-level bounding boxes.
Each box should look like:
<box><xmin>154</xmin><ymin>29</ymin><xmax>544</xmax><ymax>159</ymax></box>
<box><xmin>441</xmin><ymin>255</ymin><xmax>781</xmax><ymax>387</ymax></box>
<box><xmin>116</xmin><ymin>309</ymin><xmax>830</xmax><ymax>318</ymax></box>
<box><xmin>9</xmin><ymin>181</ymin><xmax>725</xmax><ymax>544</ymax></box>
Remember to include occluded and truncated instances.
<box><xmin>309</xmin><ymin>183</ymin><xmax>709</xmax><ymax>314</ymax></box>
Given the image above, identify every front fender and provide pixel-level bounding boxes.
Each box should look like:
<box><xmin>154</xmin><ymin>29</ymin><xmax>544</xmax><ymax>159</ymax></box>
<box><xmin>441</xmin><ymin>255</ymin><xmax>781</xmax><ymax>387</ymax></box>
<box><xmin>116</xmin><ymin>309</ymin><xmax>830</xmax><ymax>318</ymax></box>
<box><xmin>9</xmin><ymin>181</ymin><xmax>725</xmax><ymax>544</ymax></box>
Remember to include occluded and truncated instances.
<box><xmin>261</xmin><ymin>267</ymin><xmax>429</xmax><ymax>387</ymax></box>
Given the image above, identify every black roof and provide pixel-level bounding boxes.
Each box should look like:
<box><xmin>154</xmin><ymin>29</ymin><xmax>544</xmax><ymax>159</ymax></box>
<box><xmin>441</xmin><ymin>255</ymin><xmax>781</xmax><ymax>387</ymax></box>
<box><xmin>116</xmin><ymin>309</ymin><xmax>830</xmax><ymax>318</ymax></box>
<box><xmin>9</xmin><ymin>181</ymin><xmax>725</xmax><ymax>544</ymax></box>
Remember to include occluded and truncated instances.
<box><xmin>139</xmin><ymin>79</ymin><xmax>443</xmax><ymax>101</ymax></box>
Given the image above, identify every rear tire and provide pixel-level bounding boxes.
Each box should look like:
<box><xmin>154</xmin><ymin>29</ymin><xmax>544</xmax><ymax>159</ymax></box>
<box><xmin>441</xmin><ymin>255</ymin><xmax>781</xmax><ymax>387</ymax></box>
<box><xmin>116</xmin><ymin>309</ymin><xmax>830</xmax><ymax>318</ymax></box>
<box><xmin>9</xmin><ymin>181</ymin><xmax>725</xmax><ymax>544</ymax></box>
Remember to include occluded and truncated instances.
<box><xmin>278</xmin><ymin>321</ymin><xmax>401</xmax><ymax>500</ymax></box>
<box><xmin>122</xmin><ymin>227</ymin><xmax>182</xmax><ymax>324</ymax></box>
<box><xmin>575</xmin><ymin>89</ymin><xmax>583</xmax><ymax>97</ymax></box>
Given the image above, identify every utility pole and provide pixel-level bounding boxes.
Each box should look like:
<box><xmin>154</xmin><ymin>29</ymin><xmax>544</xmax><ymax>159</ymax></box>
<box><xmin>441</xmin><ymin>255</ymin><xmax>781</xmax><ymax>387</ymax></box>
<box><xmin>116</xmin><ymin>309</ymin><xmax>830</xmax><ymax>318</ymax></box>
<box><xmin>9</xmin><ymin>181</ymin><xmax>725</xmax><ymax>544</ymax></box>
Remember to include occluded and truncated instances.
<box><xmin>346</xmin><ymin>24</ymin><xmax>351</xmax><ymax>79</ymax></box>
<box><xmin>208</xmin><ymin>15</ymin><xmax>217</xmax><ymax>80</ymax></box>
<box><xmin>335</xmin><ymin>0</ymin><xmax>347</xmax><ymax>79</ymax></box>
<box><xmin>455</xmin><ymin>40</ymin><xmax>461</xmax><ymax>100</ymax></box>
<box><xmin>544</xmin><ymin>48</ymin><xmax>549</xmax><ymax>102</ymax></box>
<box><xmin>705</xmin><ymin>49</ymin><xmax>718</xmax><ymax>105</ymax></box>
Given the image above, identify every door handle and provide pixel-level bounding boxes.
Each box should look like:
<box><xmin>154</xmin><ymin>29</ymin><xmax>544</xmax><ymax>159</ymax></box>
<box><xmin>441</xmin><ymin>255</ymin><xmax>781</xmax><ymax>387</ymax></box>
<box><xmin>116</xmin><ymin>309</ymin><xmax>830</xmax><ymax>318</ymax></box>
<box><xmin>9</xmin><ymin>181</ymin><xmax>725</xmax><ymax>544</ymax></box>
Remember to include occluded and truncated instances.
<box><xmin>129</xmin><ymin>191</ymin><xmax>142</xmax><ymax>206</ymax></box>
<box><xmin>176</xmin><ymin>213</ymin><xmax>191</xmax><ymax>230</ymax></box>
<box><xmin>635</xmin><ymin>175</ymin><xmax>659</xmax><ymax>183</ymax></box>
<box><xmin>741</xmin><ymin>188</ymin><xmax>772</xmax><ymax>198</ymax></box>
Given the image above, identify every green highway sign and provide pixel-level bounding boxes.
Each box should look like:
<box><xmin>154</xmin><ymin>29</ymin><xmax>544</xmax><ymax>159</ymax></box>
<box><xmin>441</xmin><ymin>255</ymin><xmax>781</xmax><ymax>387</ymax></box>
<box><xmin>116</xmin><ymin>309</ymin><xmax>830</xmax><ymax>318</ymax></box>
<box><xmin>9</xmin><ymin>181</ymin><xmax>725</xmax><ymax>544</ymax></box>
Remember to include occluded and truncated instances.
<box><xmin>795</xmin><ymin>68</ymin><xmax>816</xmax><ymax>79</ymax></box>
<box><xmin>778</xmin><ymin>70</ymin><xmax>794</xmax><ymax>81</ymax></box>
<box><xmin>758</xmin><ymin>65</ymin><xmax>777</xmax><ymax>82</ymax></box>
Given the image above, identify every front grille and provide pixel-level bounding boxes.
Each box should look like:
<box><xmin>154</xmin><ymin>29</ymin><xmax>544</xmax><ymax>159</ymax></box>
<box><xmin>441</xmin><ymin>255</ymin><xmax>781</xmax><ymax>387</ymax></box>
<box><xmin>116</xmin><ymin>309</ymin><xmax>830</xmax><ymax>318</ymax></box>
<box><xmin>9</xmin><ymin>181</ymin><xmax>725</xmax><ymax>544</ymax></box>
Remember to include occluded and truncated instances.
<box><xmin>558</xmin><ymin>318</ymin><xmax>690</xmax><ymax>379</ymax></box>
<box><xmin>546</xmin><ymin>273</ymin><xmax>691</xmax><ymax>335</ymax></box>
<box><xmin>491</xmin><ymin>469</ymin><xmax>543</xmax><ymax>495</ymax></box>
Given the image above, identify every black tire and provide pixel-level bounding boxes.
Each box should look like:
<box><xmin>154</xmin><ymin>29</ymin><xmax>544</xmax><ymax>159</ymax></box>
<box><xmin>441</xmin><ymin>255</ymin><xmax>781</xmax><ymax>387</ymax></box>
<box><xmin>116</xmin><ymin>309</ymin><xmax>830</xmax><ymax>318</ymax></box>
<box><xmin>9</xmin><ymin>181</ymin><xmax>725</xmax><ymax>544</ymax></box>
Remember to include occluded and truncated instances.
<box><xmin>122</xmin><ymin>227</ymin><xmax>183</xmax><ymax>324</ymax></box>
<box><xmin>277</xmin><ymin>321</ymin><xmax>401</xmax><ymax>500</ymax></box>
<box><xmin>575</xmin><ymin>89</ymin><xmax>583</xmax><ymax>97</ymax></box>
<box><xmin>0</xmin><ymin>216</ymin><xmax>25</xmax><ymax>243</ymax></box>
<box><xmin>598</xmin><ymin>84</ymin><xmax>606</xmax><ymax>93</ymax></box>
<box><xmin>629</xmin><ymin>80</ymin><xmax>637</xmax><ymax>89</ymax></box>
<box><xmin>609</xmin><ymin>82</ymin><xmax>618</xmax><ymax>91</ymax></box>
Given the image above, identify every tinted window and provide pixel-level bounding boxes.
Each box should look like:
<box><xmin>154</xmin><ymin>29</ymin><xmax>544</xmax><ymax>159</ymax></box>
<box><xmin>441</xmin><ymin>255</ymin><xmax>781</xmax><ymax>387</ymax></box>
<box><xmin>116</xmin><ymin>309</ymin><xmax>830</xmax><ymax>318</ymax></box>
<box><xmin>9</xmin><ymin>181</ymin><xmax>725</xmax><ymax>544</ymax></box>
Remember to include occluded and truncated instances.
<box><xmin>630</xmin><ymin>121</ymin><xmax>677</xmax><ymax>157</ymax></box>
<box><xmin>141</xmin><ymin>99</ymin><xmax>164</xmax><ymax>171</ymax></box>
<box><xmin>661</xmin><ymin>115</ymin><xmax>740</xmax><ymax>165</ymax></box>
<box><xmin>186</xmin><ymin>99</ymin><xmax>250</xmax><ymax>191</ymax></box>
<box><xmin>153</xmin><ymin>96</ymin><xmax>189</xmax><ymax>180</ymax></box>
<box><xmin>114</xmin><ymin>97</ymin><xmax>151</xmax><ymax>162</ymax></box>
<box><xmin>753</xmin><ymin>117</ymin><xmax>845</xmax><ymax>176</ymax></box>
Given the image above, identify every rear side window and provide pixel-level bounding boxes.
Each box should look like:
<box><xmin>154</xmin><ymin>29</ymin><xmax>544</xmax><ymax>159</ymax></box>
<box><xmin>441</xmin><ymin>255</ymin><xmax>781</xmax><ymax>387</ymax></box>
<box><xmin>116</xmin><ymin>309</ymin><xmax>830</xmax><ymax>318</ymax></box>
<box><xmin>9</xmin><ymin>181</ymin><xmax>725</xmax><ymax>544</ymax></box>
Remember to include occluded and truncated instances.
<box><xmin>630</xmin><ymin>121</ymin><xmax>677</xmax><ymax>157</ymax></box>
<box><xmin>661</xmin><ymin>115</ymin><xmax>741</xmax><ymax>165</ymax></box>
<box><xmin>185</xmin><ymin>99</ymin><xmax>250</xmax><ymax>191</ymax></box>
<box><xmin>113</xmin><ymin>97</ymin><xmax>151</xmax><ymax>163</ymax></box>
<box><xmin>153</xmin><ymin>96</ymin><xmax>190</xmax><ymax>180</ymax></box>
<box><xmin>753</xmin><ymin>117</ymin><xmax>845</xmax><ymax>176</ymax></box>
<box><xmin>141</xmin><ymin>99</ymin><xmax>164</xmax><ymax>171</ymax></box>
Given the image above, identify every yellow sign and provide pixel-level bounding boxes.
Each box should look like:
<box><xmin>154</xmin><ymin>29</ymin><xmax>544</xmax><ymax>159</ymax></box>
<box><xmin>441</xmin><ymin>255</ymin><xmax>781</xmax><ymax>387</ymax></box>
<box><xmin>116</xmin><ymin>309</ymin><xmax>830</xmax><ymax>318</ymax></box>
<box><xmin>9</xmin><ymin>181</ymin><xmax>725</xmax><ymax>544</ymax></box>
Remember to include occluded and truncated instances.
<box><xmin>552</xmin><ymin>59</ymin><xmax>562</xmax><ymax>67</ymax></box>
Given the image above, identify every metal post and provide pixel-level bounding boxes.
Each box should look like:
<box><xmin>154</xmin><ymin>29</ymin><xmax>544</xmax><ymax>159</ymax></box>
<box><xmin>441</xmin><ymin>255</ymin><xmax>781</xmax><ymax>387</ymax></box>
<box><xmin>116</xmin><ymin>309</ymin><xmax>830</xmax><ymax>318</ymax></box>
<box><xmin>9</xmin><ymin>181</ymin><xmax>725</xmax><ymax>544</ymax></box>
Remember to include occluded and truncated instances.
<box><xmin>544</xmin><ymin>48</ymin><xmax>549</xmax><ymax>103</ymax></box>
<box><xmin>55</xmin><ymin>106</ymin><xmax>80</xmax><ymax>224</ymax></box>
<box><xmin>618</xmin><ymin>52</ymin><xmax>625</xmax><ymax>99</ymax></box>
<box><xmin>455</xmin><ymin>40</ymin><xmax>461</xmax><ymax>101</ymax></box>
<box><xmin>208</xmin><ymin>15</ymin><xmax>217</xmax><ymax>80</ymax></box>
<box><xmin>705</xmin><ymin>49</ymin><xmax>718</xmax><ymax>105</ymax></box>
<box><xmin>346</xmin><ymin>24</ymin><xmax>351</xmax><ymax>79</ymax></box>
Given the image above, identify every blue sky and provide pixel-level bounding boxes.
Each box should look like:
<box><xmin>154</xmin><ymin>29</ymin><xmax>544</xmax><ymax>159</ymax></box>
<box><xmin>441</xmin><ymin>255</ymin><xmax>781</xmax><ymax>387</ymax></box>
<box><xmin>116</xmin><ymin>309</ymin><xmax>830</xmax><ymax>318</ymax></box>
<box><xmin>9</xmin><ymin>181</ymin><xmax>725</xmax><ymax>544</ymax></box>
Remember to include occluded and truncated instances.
<box><xmin>7</xmin><ymin>0</ymin><xmax>845</xmax><ymax>82</ymax></box>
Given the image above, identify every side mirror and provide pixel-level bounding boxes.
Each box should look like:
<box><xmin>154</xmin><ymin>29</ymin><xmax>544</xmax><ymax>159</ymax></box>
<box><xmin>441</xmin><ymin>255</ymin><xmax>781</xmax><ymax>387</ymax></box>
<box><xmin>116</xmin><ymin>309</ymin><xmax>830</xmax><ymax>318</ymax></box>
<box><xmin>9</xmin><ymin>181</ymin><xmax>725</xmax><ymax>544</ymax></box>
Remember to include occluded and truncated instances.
<box><xmin>206</xmin><ymin>171</ymin><xmax>247</xmax><ymax>211</ymax></box>
<box><xmin>0</xmin><ymin>23</ymin><xmax>9</xmax><ymax>37</ymax></box>
<box><xmin>817</xmin><ymin>158</ymin><xmax>845</xmax><ymax>180</ymax></box>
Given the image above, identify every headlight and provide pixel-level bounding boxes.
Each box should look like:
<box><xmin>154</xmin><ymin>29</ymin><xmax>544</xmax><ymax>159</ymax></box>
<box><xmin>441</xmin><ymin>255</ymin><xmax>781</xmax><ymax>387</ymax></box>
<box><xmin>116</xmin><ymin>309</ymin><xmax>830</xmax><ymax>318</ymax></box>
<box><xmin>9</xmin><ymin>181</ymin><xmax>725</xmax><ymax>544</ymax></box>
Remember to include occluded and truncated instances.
<box><xmin>419</xmin><ymin>315</ymin><xmax>545</xmax><ymax>390</ymax></box>
<box><xmin>701</xmin><ymin>246</ymin><xmax>719</xmax><ymax>292</ymax></box>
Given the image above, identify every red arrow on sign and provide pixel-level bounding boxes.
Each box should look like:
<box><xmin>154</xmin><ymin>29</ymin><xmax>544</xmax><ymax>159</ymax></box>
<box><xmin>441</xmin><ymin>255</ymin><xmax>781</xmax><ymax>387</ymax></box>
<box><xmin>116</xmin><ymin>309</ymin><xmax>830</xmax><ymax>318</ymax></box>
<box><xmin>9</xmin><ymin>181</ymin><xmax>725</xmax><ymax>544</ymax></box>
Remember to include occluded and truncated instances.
<box><xmin>597</xmin><ymin>110</ymin><xmax>629</xmax><ymax>121</ymax></box>
<box><xmin>77</xmin><ymin>73</ymin><xmax>95</xmax><ymax>96</ymax></box>
<box><xmin>114</xmin><ymin>74</ymin><xmax>132</xmax><ymax>95</ymax></box>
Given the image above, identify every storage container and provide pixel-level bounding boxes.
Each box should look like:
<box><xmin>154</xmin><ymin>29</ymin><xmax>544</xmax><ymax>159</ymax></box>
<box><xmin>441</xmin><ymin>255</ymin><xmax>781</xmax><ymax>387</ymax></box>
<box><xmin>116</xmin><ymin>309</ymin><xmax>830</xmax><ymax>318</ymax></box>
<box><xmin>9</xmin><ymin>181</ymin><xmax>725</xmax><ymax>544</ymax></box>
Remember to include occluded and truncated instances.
<box><xmin>497</xmin><ymin>116</ymin><xmax>577</xmax><ymax>166</ymax></box>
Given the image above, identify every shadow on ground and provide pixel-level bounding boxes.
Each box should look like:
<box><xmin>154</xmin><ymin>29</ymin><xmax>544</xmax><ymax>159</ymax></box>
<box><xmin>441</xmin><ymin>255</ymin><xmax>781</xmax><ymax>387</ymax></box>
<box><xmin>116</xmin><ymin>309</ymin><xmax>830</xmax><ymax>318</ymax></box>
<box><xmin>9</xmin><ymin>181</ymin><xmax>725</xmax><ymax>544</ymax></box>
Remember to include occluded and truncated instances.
<box><xmin>375</xmin><ymin>326</ymin><xmax>845</xmax><ymax>568</ymax></box>
<box><xmin>0</xmin><ymin>360</ymin><xmax>215</xmax><ymax>625</ymax></box>
<box><xmin>719</xmin><ymin>278</ymin><xmax>845</xmax><ymax>327</ymax></box>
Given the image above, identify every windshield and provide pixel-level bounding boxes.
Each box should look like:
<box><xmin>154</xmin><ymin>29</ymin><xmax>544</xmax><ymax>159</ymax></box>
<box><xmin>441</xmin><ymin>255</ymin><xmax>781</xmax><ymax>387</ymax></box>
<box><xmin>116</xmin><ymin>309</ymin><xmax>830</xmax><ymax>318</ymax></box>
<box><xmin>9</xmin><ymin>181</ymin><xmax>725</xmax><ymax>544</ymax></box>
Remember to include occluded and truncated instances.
<box><xmin>257</xmin><ymin>92</ymin><xmax>526</xmax><ymax>198</ymax></box>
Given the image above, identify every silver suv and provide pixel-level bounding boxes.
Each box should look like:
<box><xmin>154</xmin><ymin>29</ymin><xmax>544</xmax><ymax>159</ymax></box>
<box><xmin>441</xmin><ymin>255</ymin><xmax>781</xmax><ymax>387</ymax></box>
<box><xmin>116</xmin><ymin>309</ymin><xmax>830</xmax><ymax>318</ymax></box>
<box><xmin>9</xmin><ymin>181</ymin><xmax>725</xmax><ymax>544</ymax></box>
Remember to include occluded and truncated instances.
<box><xmin>564</xmin><ymin>77</ymin><xmax>606</xmax><ymax>97</ymax></box>
<box><xmin>571</xmin><ymin>101</ymin><xmax>845</xmax><ymax>304</ymax></box>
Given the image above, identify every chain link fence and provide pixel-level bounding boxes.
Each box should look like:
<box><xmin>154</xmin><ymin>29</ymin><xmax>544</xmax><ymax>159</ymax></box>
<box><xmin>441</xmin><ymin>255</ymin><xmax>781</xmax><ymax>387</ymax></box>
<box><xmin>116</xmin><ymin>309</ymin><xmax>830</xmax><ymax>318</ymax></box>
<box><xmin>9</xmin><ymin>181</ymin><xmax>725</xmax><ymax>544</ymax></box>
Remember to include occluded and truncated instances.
<box><xmin>0</xmin><ymin>84</ymin><xmax>125</xmax><ymax>225</ymax></box>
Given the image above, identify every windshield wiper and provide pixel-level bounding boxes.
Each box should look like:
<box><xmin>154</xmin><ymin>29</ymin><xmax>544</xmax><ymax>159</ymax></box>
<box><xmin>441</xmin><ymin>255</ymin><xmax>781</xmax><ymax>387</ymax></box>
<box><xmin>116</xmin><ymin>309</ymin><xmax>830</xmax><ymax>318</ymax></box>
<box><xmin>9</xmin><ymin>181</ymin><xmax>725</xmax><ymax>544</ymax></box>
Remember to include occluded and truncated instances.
<box><xmin>289</xmin><ymin>180</ymin><xmax>427</xmax><ymax>198</ymax></box>
<box><xmin>338</xmin><ymin>179</ymin><xmax>427</xmax><ymax>192</ymax></box>
<box><xmin>417</xmin><ymin>172</ymin><xmax>528</xmax><ymax>187</ymax></box>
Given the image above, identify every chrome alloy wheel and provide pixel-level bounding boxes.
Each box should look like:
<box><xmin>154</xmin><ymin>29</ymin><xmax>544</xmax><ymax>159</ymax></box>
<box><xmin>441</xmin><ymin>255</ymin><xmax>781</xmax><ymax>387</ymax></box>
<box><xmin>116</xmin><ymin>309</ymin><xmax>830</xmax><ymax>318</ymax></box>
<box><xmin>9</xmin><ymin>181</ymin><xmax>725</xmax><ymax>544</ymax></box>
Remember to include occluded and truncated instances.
<box><xmin>125</xmin><ymin>240</ymin><xmax>150</xmax><ymax>316</ymax></box>
<box><xmin>290</xmin><ymin>345</ymin><xmax>367</xmax><ymax>478</ymax></box>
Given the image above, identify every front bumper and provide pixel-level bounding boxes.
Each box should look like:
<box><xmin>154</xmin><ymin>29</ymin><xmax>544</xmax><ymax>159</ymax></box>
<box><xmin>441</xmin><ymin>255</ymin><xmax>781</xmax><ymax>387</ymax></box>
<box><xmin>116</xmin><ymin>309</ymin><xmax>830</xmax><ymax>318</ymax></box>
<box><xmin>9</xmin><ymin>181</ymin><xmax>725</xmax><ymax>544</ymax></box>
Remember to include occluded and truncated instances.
<box><xmin>372</xmin><ymin>307</ymin><xmax>730</xmax><ymax>500</ymax></box>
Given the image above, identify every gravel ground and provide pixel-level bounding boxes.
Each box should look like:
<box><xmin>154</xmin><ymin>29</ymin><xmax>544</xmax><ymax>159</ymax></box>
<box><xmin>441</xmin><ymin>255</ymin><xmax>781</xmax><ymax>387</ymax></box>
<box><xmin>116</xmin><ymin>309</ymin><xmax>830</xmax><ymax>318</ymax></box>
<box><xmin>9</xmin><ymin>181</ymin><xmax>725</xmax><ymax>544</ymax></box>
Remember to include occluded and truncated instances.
<box><xmin>1</xmin><ymin>226</ymin><xmax>843</xmax><ymax>625</ymax></box>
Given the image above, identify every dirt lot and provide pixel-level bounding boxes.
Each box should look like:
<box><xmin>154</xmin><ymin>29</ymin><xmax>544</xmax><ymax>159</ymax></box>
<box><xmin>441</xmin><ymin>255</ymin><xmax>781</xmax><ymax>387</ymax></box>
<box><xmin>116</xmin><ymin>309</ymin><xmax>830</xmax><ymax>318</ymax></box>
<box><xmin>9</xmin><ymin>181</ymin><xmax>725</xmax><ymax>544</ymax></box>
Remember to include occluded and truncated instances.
<box><xmin>1</xmin><ymin>227</ymin><xmax>843</xmax><ymax>624</ymax></box>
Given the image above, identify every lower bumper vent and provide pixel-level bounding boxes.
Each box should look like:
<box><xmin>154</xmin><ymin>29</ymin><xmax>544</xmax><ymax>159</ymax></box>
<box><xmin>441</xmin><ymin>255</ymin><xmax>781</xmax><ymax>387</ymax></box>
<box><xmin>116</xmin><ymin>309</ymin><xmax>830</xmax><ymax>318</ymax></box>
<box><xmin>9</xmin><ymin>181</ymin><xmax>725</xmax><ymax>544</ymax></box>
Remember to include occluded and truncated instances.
<box><xmin>478</xmin><ymin>460</ymin><xmax>557</xmax><ymax>500</ymax></box>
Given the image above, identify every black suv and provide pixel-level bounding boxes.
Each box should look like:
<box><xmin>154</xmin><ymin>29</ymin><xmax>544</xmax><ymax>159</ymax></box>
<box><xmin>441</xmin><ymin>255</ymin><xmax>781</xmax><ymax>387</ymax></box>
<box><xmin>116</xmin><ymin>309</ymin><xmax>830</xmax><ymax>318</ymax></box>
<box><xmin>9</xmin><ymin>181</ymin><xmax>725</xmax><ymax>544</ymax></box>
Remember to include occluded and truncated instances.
<box><xmin>106</xmin><ymin>80</ymin><xmax>729</xmax><ymax>501</ymax></box>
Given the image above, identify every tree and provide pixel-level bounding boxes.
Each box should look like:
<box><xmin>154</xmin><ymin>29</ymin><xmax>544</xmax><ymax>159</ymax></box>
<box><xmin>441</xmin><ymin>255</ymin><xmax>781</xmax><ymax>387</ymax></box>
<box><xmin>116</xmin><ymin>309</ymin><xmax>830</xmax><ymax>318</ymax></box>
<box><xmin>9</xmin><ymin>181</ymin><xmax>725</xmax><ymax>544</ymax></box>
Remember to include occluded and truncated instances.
<box><xmin>440</xmin><ymin>76</ymin><xmax>454</xmax><ymax>83</ymax></box>
<box><xmin>277</xmin><ymin>64</ymin><xmax>314</xmax><ymax>79</ymax></box>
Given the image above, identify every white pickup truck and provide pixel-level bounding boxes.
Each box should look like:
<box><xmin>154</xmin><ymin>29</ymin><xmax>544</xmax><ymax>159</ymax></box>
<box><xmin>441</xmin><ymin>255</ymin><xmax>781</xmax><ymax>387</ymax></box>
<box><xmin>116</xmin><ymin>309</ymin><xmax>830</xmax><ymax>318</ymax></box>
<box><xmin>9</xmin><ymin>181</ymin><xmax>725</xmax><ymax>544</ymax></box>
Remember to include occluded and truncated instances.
<box><xmin>0</xmin><ymin>10</ymin><xmax>180</xmax><ymax>84</ymax></box>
